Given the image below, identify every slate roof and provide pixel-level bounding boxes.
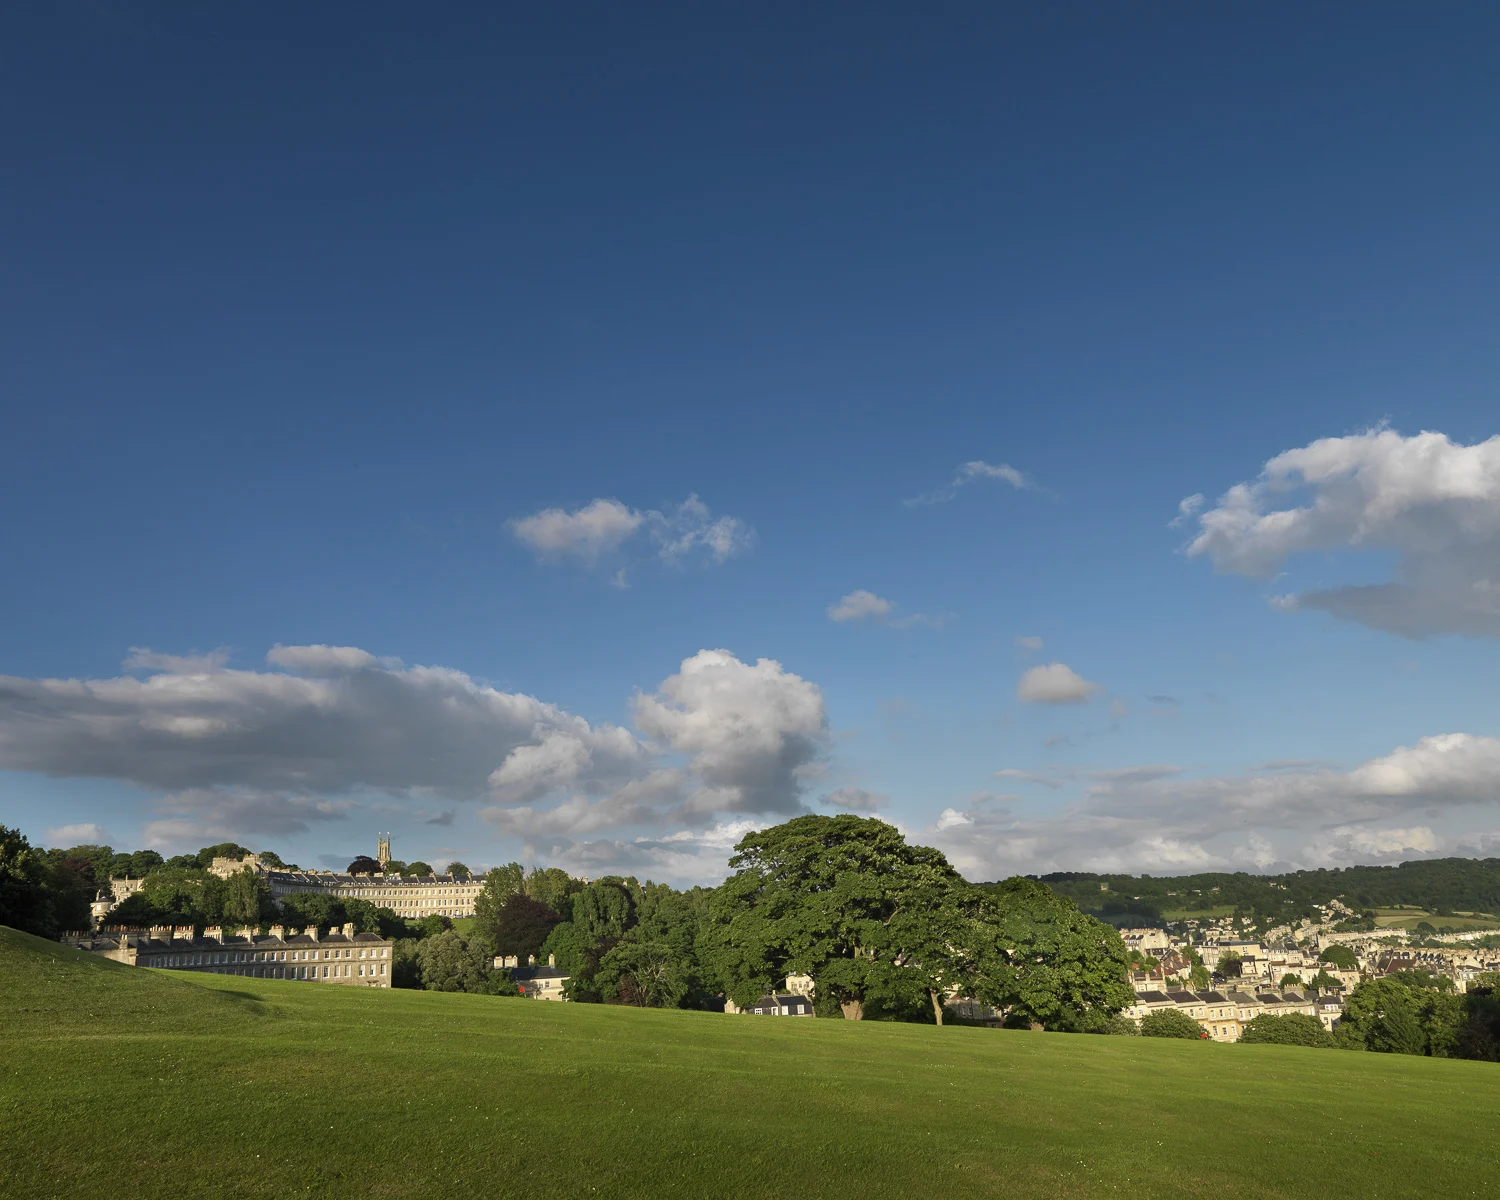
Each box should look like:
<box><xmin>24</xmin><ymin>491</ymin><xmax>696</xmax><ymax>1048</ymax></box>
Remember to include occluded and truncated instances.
<box><xmin>509</xmin><ymin>966</ymin><xmax>569</xmax><ymax>981</ymax></box>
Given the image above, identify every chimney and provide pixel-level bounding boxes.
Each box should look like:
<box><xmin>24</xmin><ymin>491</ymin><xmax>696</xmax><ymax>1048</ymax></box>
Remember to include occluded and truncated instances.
<box><xmin>307</xmin><ymin>925</ymin><xmax>320</xmax><ymax>942</ymax></box>
<box><xmin>203</xmin><ymin>926</ymin><xmax>223</xmax><ymax>943</ymax></box>
<box><xmin>341</xmin><ymin>922</ymin><xmax>355</xmax><ymax>938</ymax></box>
<box><xmin>548</xmin><ymin>954</ymin><xmax>556</xmax><ymax>968</ymax></box>
<box><xmin>237</xmin><ymin>926</ymin><xmax>255</xmax><ymax>940</ymax></box>
<box><xmin>149</xmin><ymin>925</ymin><xmax>169</xmax><ymax>941</ymax></box>
<box><xmin>269</xmin><ymin>924</ymin><xmax>285</xmax><ymax>941</ymax></box>
<box><xmin>173</xmin><ymin>926</ymin><xmax>193</xmax><ymax>942</ymax></box>
<box><xmin>526</xmin><ymin>954</ymin><xmax>534</xmax><ymax>967</ymax></box>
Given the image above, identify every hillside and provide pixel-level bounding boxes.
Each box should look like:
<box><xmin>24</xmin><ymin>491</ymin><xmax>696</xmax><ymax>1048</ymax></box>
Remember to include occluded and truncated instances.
<box><xmin>1035</xmin><ymin>857</ymin><xmax>1500</xmax><ymax>928</ymax></box>
<box><xmin>2</xmin><ymin>927</ymin><xmax>1498</xmax><ymax>1199</ymax></box>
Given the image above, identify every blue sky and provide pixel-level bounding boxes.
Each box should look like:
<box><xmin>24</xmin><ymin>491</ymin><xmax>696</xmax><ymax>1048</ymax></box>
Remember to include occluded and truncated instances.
<box><xmin>4</xmin><ymin>4</ymin><xmax>1500</xmax><ymax>881</ymax></box>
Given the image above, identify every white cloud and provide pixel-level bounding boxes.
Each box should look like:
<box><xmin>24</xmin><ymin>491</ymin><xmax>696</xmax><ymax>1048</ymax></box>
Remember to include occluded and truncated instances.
<box><xmin>827</xmin><ymin>590</ymin><xmax>893</xmax><ymax>623</ymax></box>
<box><xmin>820</xmin><ymin>786</ymin><xmax>889</xmax><ymax>811</ymax></box>
<box><xmin>141</xmin><ymin>788</ymin><xmax>356</xmax><ymax>850</ymax></box>
<box><xmin>0</xmin><ymin>643</ymin><xmax>833</xmax><ymax>851</ymax></box>
<box><xmin>1169</xmin><ymin>494</ymin><xmax>1204</xmax><ymax>529</ymax></box>
<box><xmin>509</xmin><ymin>498</ymin><xmax>644</xmax><ymax>563</ymax></box>
<box><xmin>930</xmin><ymin>731</ymin><xmax>1500</xmax><ymax>877</ymax></box>
<box><xmin>0</xmin><ymin>647</ymin><xmax>644</xmax><ymax>800</ymax></box>
<box><xmin>266</xmin><ymin>644</ymin><xmax>382</xmax><ymax>674</ymax></box>
<box><xmin>46</xmin><ymin>823</ymin><xmax>108</xmax><ymax>847</ymax></box>
<box><xmin>520</xmin><ymin>819</ymin><xmax>772</xmax><ymax>886</ymax></box>
<box><xmin>509</xmin><ymin>494</ymin><xmax>753</xmax><ymax>570</ymax></box>
<box><xmin>826</xmin><ymin>590</ymin><xmax>946</xmax><ymax>629</ymax></box>
<box><xmin>994</xmin><ymin>768</ymin><xmax>1064</xmax><ymax>789</ymax></box>
<box><xmin>1015</xmin><ymin>635</ymin><xmax>1044</xmax><ymax>651</ymax></box>
<box><xmin>906</xmin><ymin>460</ymin><xmax>1031</xmax><ymax>506</ymax></box>
<box><xmin>632</xmin><ymin>649</ymin><xmax>827</xmax><ymax>817</ymax></box>
<box><xmin>124</xmin><ymin>648</ymin><xmax>229</xmax><ymax>674</ymax></box>
<box><xmin>649</xmin><ymin>495</ymin><xmax>755</xmax><ymax>564</ymax></box>
<box><xmin>1187</xmin><ymin>427</ymin><xmax>1500</xmax><ymax>637</ymax></box>
<box><xmin>1016</xmin><ymin>662</ymin><xmax>1101</xmax><ymax>705</ymax></box>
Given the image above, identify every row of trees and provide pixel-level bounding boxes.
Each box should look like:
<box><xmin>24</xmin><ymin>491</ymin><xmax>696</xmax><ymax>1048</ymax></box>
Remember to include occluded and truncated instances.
<box><xmin>455</xmin><ymin>816</ymin><xmax>1135</xmax><ymax>1026</ymax></box>
<box><xmin>1042</xmin><ymin>857</ymin><xmax>1500</xmax><ymax>932</ymax></box>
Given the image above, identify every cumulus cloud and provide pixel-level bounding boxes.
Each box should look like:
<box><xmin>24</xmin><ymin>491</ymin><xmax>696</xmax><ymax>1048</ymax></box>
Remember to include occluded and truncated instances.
<box><xmin>509</xmin><ymin>498</ymin><xmax>644</xmax><ymax>563</ymax></box>
<box><xmin>930</xmin><ymin>731</ymin><xmax>1500</xmax><ymax>877</ymax></box>
<box><xmin>1016</xmin><ymin>663</ymin><xmax>1101</xmax><ymax>705</ymax></box>
<box><xmin>820</xmin><ymin>786</ymin><xmax>889</xmax><ymax>811</ymax></box>
<box><xmin>906</xmin><ymin>460</ymin><xmax>1031</xmax><ymax>506</ymax></box>
<box><xmin>518</xmin><ymin>820</ymin><xmax>771</xmax><ymax>886</ymax></box>
<box><xmin>1186</xmin><ymin>427</ymin><xmax>1500</xmax><ymax>637</ymax></box>
<box><xmin>826</xmin><ymin>590</ymin><xmax>945</xmax><ymax>629</ymax></box>
<box><xmin>141</xmin><ymin>788</ymin><xmax>355</xmax><ymax>850</ymax></box>
<box><xmin>827</xmin><ymin>590</ymin><xmax>893</xmax><ymax>623</ymax></box>
<box><xmin>266</xmin><ymin>644</ymin><xmax>382</xmax><ymax>674</ymax></box>
<box><xmin>1</xmin><ymin>643</ymin><xmax>832</xmax><ymax>852</ymax></box>
<box><xmin>46</xmin><ymin>822</ymin><xmax>108</xmax><ymax>846</ymax></box>
<box><xmin>509</xmin><ymin>494</ymin><xmax>753</xmax><ymax>570</ymax></box>
<box><xmin>124</xmin><ymin>648</ymin><xmax>229</xmax><ymax>674</ymax></box>
<box><xmin>632</xmin><ymin>649</ymin><xmax>827</xmax><ymax>817</ymax></box>
<box><xmin>0</xmin><ymin>647</ymin><xmax>645</xmax><ymax>802</ymax></box>
<box><xmin>480</xmin><ymin>649</ymin><xmax>827</xmax><ymax>838</ymax></box>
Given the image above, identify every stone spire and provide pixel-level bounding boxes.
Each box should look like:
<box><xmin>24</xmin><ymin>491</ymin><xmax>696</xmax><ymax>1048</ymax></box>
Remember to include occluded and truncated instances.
<box><xmin>376</xmin><ymin>833</ymin><xmax>391</xmax><ymax>868</ymax></box>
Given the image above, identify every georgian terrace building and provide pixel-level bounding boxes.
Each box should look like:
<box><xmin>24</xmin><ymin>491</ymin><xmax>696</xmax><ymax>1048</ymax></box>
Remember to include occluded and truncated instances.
<box><xmin>65</xmin><ymin>923</ymin><xmax>393</xmax><ymax>986</ymax></box>
<box><xmin>204</xmin><ymin>853</ymin><xmax>482</xmax><ymax>919</ymax></box>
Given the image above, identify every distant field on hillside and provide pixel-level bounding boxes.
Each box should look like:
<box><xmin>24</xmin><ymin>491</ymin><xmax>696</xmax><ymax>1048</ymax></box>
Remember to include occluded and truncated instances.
<box><xmin>1158</xmin><ymin>903</ymin><xmax>1236</xmax><ymax>920</ymax></box>
<box><xmin>3</xmin><ymin>927</ymin><xmax>1498</xmax><ymax>1200</ymax></box>
<box><xmin>1372</xmin><ymin>907</ymin><xmax>1500</xmax><ymax>932</ymax></box>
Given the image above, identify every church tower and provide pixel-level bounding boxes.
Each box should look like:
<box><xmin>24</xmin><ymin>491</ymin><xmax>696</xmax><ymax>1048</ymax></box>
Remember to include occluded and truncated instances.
<box><xmin>376</xmin><ymin>833</ymin><xmax>391</xmax><ymax>868</ymax></box>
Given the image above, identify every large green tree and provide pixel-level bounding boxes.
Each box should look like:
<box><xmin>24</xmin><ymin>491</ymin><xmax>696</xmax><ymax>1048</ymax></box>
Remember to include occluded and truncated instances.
<box><xmin>491</xmin><ymin>894</ymin><xmax>562</xmax><ymax>961</ymax></box>
<box><xmin>706</xmin><ymin>815</ymin><xmax>964</xmax><ymax>1019</ymax></box>
<box><xmin>473</xmin><ymin>863</ymin><xmax>526</xmax><ymax>930</ymax></box>
<box><xmin>969</xmin><ymin>878</ymin><xmax>1134</xmax><ymax>1030</ymax></box>
<box><xmin>0</xmin><ymin>825</ymin><xmax>58</xmax><ymax>936</ymax></box>
<box><xmin>416</xmin><ymin>929</ymin><xmax>510</xmax><ymax>994</ymax></box>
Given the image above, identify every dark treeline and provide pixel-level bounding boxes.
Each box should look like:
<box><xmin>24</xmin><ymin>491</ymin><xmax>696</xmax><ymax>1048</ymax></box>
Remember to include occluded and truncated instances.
<box><xmin>1040</xmin><ymin>858</ymin><xmax>1500</xmax><ymax>929</ymax></box>
<box><xmin>8</xmin><ymin>819</ymin><xmax>1500</xmax><ymax>1056</ymax></box>
<box><xmin>1</xmin><ymin>818</ymin><xmax>1135</xmax><ymax>1028</ymax></box>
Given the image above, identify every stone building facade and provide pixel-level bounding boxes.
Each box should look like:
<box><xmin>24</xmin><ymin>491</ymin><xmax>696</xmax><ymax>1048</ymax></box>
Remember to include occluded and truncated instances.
<box><xmin>1123</xmin><ymin>987</ymin><xmax>1323</xmax><ymax>1041</ymax></box>
<box><xmin>65</xmin><ymin>922</ymin><xmax>393</xmax><ymax>987</ymax></box>
<box><xmin>205</xmin><ymin>851</ymin><xmax>482</xmax><ymax>919</ymax></box>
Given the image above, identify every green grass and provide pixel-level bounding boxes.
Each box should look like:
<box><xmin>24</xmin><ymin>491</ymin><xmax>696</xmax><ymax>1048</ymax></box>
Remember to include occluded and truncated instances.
<box><xmin>1372</xmin><ymin>907</ymin><xmax>1500</xmax><ymax>932</ymax></box>
<box><xmin>1158</xmin><ymin>904</ymin><xmax>1236</xmax><ymax>920</ymax></box>
<box><xmin>3</xmin><ymin>927</ymin><xmax>1499</xmax><ymax>1199</ymax></box>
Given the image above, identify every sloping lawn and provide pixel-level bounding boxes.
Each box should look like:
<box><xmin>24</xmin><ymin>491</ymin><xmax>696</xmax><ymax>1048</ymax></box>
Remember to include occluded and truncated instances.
<box><xmin>2</xmin><ymin>926</ymin><xmax>1497</xmax><ymax>1199</ymax></box>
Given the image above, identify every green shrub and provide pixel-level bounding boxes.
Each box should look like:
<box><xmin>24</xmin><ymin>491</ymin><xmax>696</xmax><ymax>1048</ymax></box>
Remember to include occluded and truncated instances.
<box><xmin>1238</xmin><ymin>1013</ymin><xmax>1334</xmax><ymax>1048</ymax></box>
<box><xmin>1140</xmin><ymin>1009</ymin><xmax>1204</xmax><ymax>1039</ymax></box>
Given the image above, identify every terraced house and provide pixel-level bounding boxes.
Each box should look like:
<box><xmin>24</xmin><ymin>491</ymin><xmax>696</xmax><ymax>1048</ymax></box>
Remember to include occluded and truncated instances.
<box><xmin>1124</xmin><ymin>988</ymin><xmax>1321</xmax><ymax>1041</ymax></box>
<box><xmin>66</xmin><ymin>923</ymin><xmax>394</xmax><ymax>986</ymax></box>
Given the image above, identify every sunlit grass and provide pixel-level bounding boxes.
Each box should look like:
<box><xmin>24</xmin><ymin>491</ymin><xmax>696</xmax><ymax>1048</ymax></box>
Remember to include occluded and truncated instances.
<box><xmin>2</xmin><ymin>926</ymin><xmax>1497</xmax><ymax>1199</ymax></box>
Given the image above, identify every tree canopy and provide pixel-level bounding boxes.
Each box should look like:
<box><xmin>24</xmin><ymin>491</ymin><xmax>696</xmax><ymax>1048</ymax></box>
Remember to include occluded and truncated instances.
<box><xmin>1239</xmin><ymin>1014</ymin><xmax>1334</xmax><ymax>1047</ymax></box>
<box><xmin>1139</xmin><ymin>1010</ymin><xmax>1204</xmax><ymax>1039</ymax></box>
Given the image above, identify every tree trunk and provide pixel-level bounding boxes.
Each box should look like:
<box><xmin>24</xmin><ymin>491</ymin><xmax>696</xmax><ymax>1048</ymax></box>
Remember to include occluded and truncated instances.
<box><xmin>840</xmin><ymin>998</ymin><xmax>864</xmax><ymax>1021</ymax></box>
<box><xmin>929</xmin><ymin>988</ymin><xmax>945</xmax><ymax>1025</ymax></box>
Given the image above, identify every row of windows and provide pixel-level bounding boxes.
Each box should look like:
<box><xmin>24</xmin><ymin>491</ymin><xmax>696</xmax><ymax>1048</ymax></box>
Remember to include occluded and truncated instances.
<box><xmin>148</xmin><ymin>946</ymin><xmax>389</xmax><ymax>968</ymax></box>
<box><xmin>185</xmin><ymin>962</ymin><xmax>386</xmax><ymax>981</ymax></box>
<box><xmin>752</xmin><ymin>1003</ymin><xmax>809</xmax><ymax>1015</ymax></box>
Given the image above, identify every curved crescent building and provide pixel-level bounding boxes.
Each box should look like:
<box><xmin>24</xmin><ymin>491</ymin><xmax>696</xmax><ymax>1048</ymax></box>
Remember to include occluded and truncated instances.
<box><xmin>207</xmin><ymin>846</ymin><xmax>483</xmax><ymax>919</ymax></box>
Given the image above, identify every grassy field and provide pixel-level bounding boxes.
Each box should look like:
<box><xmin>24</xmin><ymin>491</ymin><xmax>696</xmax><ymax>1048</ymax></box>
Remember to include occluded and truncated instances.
<box><xmin>1372</xmin><ymin>906</ymin><xmax>1500</xmax><ymax>932</ymax></box>
<box><xmin>3</xmin><ymin>928</ymin><xmax>1499</xmax><ymax>1199</ymax></box>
